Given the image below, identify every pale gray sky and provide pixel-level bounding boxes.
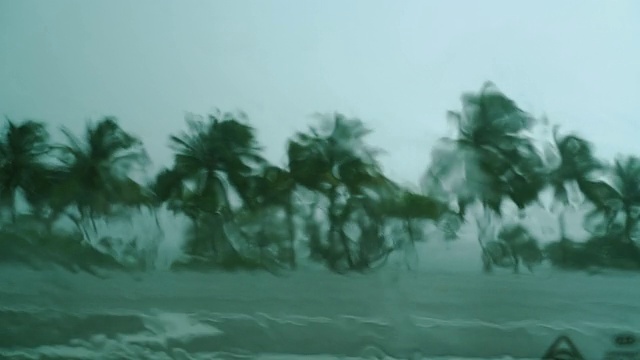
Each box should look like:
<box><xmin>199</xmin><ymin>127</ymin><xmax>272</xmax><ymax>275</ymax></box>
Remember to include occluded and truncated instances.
<box><xmin>1</xmin><ymin>0</ymin><xmax>639</xmax><ymax>185</ymax></box>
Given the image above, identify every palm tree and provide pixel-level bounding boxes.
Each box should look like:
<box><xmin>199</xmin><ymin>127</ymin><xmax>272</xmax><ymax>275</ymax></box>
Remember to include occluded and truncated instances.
<box><xmin>337</xmin><ymin>166</ymin><xmax>396</xmax><ymax>271</ymax></box>
<box><xmin>422</xmin><ymin>82</ymin><xmax>555</xmax><ymax>268</ymax></box>
<box><xmin>546</xmin><ymin>155</ymin><xmax>640</xmax><ymax>269</ymax></box>
<box><xmin>584</xmin><ymin>156</ymin><xmax>640</xmax><ymax>244</ymax></box>
<box><xmin>52</xmin><ymin>117</ymin><xmax>149</xmax><ymax>239</ymax></box>
<box><xmin>151</xmin><ymin>168</ymin><xmax>186</xmax><ymax>210</ymax></box>
<box><xmin>21</xmin><ymin>165</ymin><xmax>69</xmax><ymax>232</ymax></box>
<box><xmin>246</xmin><ymin>165</ymin><xmax>298</xmax><ymax>268</ymax></box>
<box><xmin>609</xmin><ymin>157</ymin><xmax>640</xmax><ymax>245</ymax></box>
<box><xmin>377</xmin><ymin>181</ymin><xmax>452</xmax><ymax>243</ymax></box>
<box><xmin>546</xmin><ymin>130</ymin><xmax>603</xmax><ymax>265</ymax></box>
<box><xmin>482</xmin><ymin>223</ymin><xmax>543</xmax><ymax>273</ymax></box>
<box><xmin>0</xmin><ymin>119</ymin><xmax>50</xmax><ymax>224</ymax></box>
<box><xmin>368</xmin><ymin>184</ymin><xmax>454</xmax><ymax>268</ymax></box>
<box><xmin>549</xmin><ymin>131</ymin><xmax>601</xmax><ymax>223</ymax></box>
<box><xmin>167</xmin><ymin>111</ymin><xmax>265</xmax><ymax>262</ymax></box>
<box><xmin>287</xmin><ymin>113</ymin><xmax>385</xmax><ymax>272</ymax></box>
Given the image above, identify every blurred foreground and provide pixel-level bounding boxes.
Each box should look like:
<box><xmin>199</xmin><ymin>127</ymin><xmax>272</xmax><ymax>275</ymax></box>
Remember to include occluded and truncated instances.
<box><xmin>1</xmin><ymin>264</ymin><xmax>638</xmax><ymax>359</ymax></box>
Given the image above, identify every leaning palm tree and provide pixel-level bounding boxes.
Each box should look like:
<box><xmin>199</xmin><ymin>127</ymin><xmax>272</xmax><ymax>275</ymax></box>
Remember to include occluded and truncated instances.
<box><xmin>422</xmin><ymin>82</ymin><xmax>556</xmax><ymax>270</ymax></box>
<box><xmin>52</xmin><ymin>117</ymin><xmax>149</xmax><ymax>239</ymax></box>
<box><xmin>167</xmin><ymin>111</ymin><xmax>265</xmax><ymax>262</ymax></box>
<box><xmin>0</xmin><ymin>119</ymin><xmax>50</xmax><ymax>224</ymax></box>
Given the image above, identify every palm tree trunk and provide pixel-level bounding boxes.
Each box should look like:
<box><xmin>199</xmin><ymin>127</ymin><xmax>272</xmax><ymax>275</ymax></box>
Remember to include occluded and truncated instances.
<box><xmin>512</xmin><ymin>251</ymin><xmax>520</xmax><ymax>274</ymax></box>
<box><xmin>210</xmin><ymin>174</ymin><xmax>248</xmax><ymax>266</ymax></box>
<box><xmin>204</xmin><ymin>172</ymin><xmax>225</xmax><ymax>260</ymax></box>
<box><xmin>623</xmin><ymin>205</ymin><xmax>635</xmax><ymax>244</ymax></box>
<box><xmin>477</xmin><ymin>203</ymin><xmax>498</xmax><ymax>273</ymax></box>
<box><xmin>190</xmin><ymin>216</ymin><xmax>207</xmax><ymax>256</ymax></box>
<box><xmin>42</xmin><ymin>206</ymin><xmax>63</xmax><ymax>235</ymax></box>
<box><xmin>476</xmin><ymin>204</ymin><xmax>494</xmax><ymax>252</ymax></box>
<box><xmin>44</xmin><ymin>213</ymin><xmax>55</xmax><ymax>234</ymax></box>
<box><xmin>68</xmin><ymin>212</ymin><xmax>91</xmax><ymax>243</ymax></box>
<box><xmin>285</xmin><ymin>198</ymin><xmax>297</xmax><ymax>269</ymax></box>
<box><xmin>329</xmin><ymin>186</ymin><xmax>354</xmax><ymax>269</ymax></box>
<box><xmin>558</xmin><ymin>208</ymin><xmax>570</xmax><ymax>265</ymax></box>
<box><xmin>257</xmin><ymin>210</ymin><xmax>268</xmax><ymax>262</ymax></box>
<box><xmin>620</xmin><ymin>206</ymin><xmax>640</xmax><ymax>267</ymax></box>
<box><xmin>90</xmin><ymin>212</ymin><xmax>98</xmax><ymax>233</ymax></box>
<box><xmin>305</xmin><ymin>193</ymin><xmax>325</xmax><ymax>261</ymax></box>
<box><xmin>558</xmin><ymin>207</ymin><xmax>566</xmax><ymax>238</ymax></box>
<box><xmin>328</xmin><ymin>196</ymin><xmax>341</xmax><ymax>263</ymax></box>
<box><xmin>8</xmin><ymin>192</ymin><xmax>17</xmax><ymax>224</ymax></box>
<box><xmin>405</xmin><ymin>218</ymin><xmax>415</xmax><ymax>244</ymax></box>
<box><xmin>211</xmin><ymin>173</ymin><xmax>233</xmax><ymax>212</ymax></box>
<box><xmin>152</xmin><ymin>207</ymin><xmax>163</xmax><ymax>233</ymax></box>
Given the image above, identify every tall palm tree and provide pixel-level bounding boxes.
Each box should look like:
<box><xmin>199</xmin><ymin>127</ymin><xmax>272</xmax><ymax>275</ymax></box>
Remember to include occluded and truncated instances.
<box><xmin>247</xmin><ymin>165</ymin><xmax>298</xmax><ymax>268</ymax></box>
<box><xmin>287</xmin><ymin>113</ymin><xmax>387</xmax><ymax>272</ymax></box>
<box><xmin>545</xmin><ymin>130</ymin><xmax>603</xmax><ymax>264</ymax></box>
<box><xmin>169</xmin><ymin>112</ymin><xmax>264</xmax><ymax>209</ymax></box>
<box><xmin>52</xmin><ymin>117</ymin><xmax>149</xmax><ymax>239</ymax></box>
<box><xmin>336</xmin><ymin>163</ymin><xmax>397</xmax><ymax>270</ymax></box>
<box><xmin>0</xmin><ymin>119</ymin><xmax>50</xmax><ymax>223</ymax></box>
<box><xmin>167</xmin><ymin>111</ymin><xmax>265</xmax><ymax>261</ymax></box>
<box><xmin>422</xmin><ymin>82</ymin><xmax>555</xmax><ymax>266</ymax></box>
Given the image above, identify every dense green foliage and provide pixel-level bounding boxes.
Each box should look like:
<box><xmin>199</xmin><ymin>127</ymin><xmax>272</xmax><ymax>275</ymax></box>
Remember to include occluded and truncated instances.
<box><xmin>2</xmin><ymin>82</ymin><xmax>639</xmax><ymax>274</ymax></box>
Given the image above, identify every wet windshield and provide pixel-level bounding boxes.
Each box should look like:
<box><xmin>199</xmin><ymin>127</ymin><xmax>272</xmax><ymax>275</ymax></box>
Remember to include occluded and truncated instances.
<box><xmin>1</xmin><ymin>1</ymin><xmax>639</xmax><ymax>359</ymax></box>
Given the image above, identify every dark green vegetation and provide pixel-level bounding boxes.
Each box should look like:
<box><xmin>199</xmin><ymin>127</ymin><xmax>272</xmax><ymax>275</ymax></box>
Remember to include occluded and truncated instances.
<box><xmin>2</xmin><ymin>82</ymin><xmax>639</xmax><ymax>274</ymax></box>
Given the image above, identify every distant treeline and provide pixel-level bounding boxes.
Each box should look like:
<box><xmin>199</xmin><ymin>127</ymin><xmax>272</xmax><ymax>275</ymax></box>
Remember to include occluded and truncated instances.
<box><xmin>1</xmin><ymin>82</ymin><xmax>639</xmax><ymax>274</ymax></box>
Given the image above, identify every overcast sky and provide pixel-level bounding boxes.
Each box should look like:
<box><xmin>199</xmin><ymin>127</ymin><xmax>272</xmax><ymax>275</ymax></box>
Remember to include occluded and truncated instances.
<box><xmin>1</xmin><ymin>0</ymin><xmax>639</xmax><ymax>185</ymax></box>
